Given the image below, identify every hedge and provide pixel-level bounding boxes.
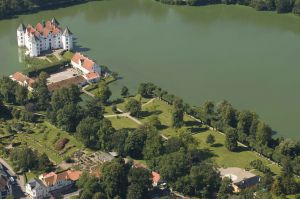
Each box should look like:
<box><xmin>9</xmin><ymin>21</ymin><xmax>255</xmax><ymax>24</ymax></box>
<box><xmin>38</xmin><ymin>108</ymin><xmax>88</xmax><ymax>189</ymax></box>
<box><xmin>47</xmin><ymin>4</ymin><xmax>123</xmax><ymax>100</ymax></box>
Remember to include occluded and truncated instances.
<box><xmin>23</xmin><ymin>60</ymin><xmax>70</xmax><ymax>77</ymax></box>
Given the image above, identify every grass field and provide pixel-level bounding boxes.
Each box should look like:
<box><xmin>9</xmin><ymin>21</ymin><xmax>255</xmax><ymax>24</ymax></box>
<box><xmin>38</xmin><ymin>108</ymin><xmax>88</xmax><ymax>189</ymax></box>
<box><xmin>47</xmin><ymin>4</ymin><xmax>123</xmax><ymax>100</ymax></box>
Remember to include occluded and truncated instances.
<box><xmin>107</xmin><ymin>116</ymin><xmax>140</xmax><ymax>130</ymax></box>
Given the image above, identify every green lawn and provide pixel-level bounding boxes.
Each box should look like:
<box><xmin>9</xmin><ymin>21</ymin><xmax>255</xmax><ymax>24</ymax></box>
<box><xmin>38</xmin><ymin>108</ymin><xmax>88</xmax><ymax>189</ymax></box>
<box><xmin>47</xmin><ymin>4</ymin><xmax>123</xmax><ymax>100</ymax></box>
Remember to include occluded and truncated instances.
<box><xmin>61</xmin><ymin>50</ymin><xmax>74</xmax><ymax>61</ymax></box>
<box><xmin>107</xmin><ymin>116</ymin><xmax>139</xmax><ymax>130</ymax></box>
<box><xmin>46</xmin><ymin>55</ymin><xmax>59</xmax><ymax>63</ymax></box>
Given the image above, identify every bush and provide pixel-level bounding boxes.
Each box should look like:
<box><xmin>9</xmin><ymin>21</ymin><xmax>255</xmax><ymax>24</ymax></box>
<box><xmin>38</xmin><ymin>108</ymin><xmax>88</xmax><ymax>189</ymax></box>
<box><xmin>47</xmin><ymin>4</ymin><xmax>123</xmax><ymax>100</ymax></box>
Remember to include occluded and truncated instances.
<box><xmin>249</xmin><ymin>159</ymin><xmax>271</xmax><ymax>173</ymax></box>
<box><xmin>55</xmin><ymin>138</ymin><xmax>69</xmax><ymax>150</ymax></box>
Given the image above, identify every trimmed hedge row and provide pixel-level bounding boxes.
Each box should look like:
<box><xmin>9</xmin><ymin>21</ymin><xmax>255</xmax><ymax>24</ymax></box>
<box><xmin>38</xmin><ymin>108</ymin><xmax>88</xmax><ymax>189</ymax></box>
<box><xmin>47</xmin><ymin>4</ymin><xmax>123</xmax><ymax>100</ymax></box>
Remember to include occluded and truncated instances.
<box><xmin>23</xmin><ymin>60</ymin><xmax>70</xmax><ymax>77</ymax></box>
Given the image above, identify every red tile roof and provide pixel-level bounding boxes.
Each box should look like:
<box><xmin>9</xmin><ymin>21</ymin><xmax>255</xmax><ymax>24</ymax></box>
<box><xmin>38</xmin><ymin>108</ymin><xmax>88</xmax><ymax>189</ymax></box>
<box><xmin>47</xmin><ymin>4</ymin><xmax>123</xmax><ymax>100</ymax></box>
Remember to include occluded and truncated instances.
<box><xmin>42</xmin><ymin>170</ymin><xmax>82</xmax><ymax>186</ymax></box>
<box><xmin>84</xmin><ymin>72</ymin><xmax>100</xmax><ymax>80</ymax></box>
<box><xmin>12</xmin><ymin>72</ymin><xmax>35</xmax><ymax>87</ymax></box>
<box><xmin>72</xmin><ymin>53</ymin><xmax>97</xmax><ymax>72</ymax></box>
<box><xmin>26</xmin><ymin>20</ymin><xmax>62</xmax><ymax>39</ymax></box>
<box><xmin>152</xmin><ymin>171</ymin><xmax>160</xmax><ymax>184</ymax></box>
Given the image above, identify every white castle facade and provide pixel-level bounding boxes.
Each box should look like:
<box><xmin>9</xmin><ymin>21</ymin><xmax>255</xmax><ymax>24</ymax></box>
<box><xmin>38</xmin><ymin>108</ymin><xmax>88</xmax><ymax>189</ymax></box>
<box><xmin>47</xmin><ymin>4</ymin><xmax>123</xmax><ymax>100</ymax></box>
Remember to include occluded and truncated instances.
<box><xmin>17</xmin><ymin>18</ymin><xmax>73</xmax><ymax>57</ymax></box>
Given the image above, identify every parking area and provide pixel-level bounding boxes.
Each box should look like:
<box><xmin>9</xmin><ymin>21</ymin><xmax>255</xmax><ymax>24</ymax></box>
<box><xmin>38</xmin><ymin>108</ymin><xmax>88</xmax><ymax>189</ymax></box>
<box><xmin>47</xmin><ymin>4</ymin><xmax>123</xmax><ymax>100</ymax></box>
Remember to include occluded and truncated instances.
<box><xmin>47</xmin><ymin>68</ymin><xmax>81</xmax><ymax>84</ymax></box>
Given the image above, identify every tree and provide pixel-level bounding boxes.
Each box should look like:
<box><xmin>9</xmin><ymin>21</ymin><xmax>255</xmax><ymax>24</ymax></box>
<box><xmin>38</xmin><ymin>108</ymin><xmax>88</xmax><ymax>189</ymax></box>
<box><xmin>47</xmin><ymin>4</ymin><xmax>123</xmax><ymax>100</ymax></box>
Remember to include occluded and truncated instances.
<box><xmin>85</xmin><ymin>98</ymin><xmax>103</xmax><ymax>119</ymax></box>
<box><xmin>142</xmin><ymin>130</ymin><xmax>164</xmax><ymax>160</ymax></box>
<box><xmin>256</xmin><ymin>121</ymin><xmax>272</xmax><ymax>145</ymax></box>
<box><xmin>124</xmin><ymin>98</ymin><xmax>141</xmax><ymax>117</ymax></box>
<box><xmin>111</xmin><ymin>129</ymin><xmax>128</xmax><ymax>156</ymax></box>
<box><xmin>293</xmin><ymin>0</ymin><xmax>300</xmax><ymax>14</ymax></box>
<box><xmin>158</xmin><ymin>150</ymin><xmax>191</xmax><ymax>184</ymax></box>
<box><xmin>146</xmin><ymin>115</ymin><xmax>161</xmax><ymax>129</ymax></box>
<box><xmin>101</xmin><ymin>158</ymin><xmax>128</xmax><ymax>198</ymax></box>
<box><xmin>206</xmin><ymin>134</ymin><xmax>215</xmax><ymax>145</ymax></box>
<box><xmin>127</xmin><ymin>168</ymin><xmax>151</xmax><ymax>199</ymax></box>
<box><xmin>171</xmin><ymin>98</ymin><xmax>184</xmax><ymax>128</ymax></box>
<box><xmin>15</xmin><ymin>85</ymin><xmax>28</xmax><ymax>105</ymax></box>
<box><xmin>56</xmin><ymin>104</ymin><xmax>83</xmax><ymax>132</ymax></box>
<box><xmin>272</xmin><ymin>177</ymin><xmax>283</xmax><ymax>196</ymax></box>
<box><xmin>225</xmin><ymin>128</ymin><xmax>238</xmax><ymax>151</ymax></box>
<box><xmin>275</xmin><ymin>0</ymin><xmax>292</xmax><ymax>13</ymax></box>
<box><xmin>97</xmin><ymin>119</ymin><xmax>116</xmax><ymax>151</ymax></box>
<box><xmin>202</xmin><ymin>101</ymin><xmax>215</xmax><ymax>125</ymax></box>
<box><xmin>32</xmin><ymin>72</ymin><xmax>50</xmax><ymax>110</ymax></box>
<box><xmin>218</xmin><ymin>177</ymin><xmax>233</xmax><ymax>199</ymax></box>
<box><xmin>0</xmin><ymin>100</ymin><xmax>11</xmax><ymax>119</ymax></box>
<box><xmin>38</xmin><ymin>153</ymin><xmax>52</xmax><ymax>172</ymax></box>
<box><xmin>10</xmin><ymin>147</ymin><xmax>38</xmax><ymax>171</ymax></box>
<box><xmin>217</xmin><ymin>100</ymin><xmax>237</xmax><ymax>130</ymax></box>
<box><xmin>76</xmin><ymin>117</ymin><xmax>101</xmax><ymax>148</ymax></box>
<box><xmin>125</xmin><ymin>128</ymin><xmax>147</xmax><ymax>159</ymax></box>
<box><xmin>137</xmin><ymin>83</ymin><xmax>156</xmax><ymax>98</ymax></box>
<box><xmin>121</xmin><ymin>86</ymin><xmax>129</xmax><ymax>98</ymax></box>
<box><xmin>95</xmin><ymin>83</ymin><xmax>111</xmax><ymax>104</ymax></box>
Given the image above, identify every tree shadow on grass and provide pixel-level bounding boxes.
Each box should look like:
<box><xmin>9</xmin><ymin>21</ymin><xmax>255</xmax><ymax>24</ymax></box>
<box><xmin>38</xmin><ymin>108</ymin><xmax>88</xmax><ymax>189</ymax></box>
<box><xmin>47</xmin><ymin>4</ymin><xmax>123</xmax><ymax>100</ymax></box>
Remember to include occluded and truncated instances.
<box><xmin>140</xmin><ymin>110</ymin><xmax>163</xmax><ymax>119</ymax></box>
<box><xmin>188</xmin><ymin>126</ymin><xmax>209</xmax><ymax>134</ymax></box>
<box><xmin>211</xmin><ymin>143</ymin><xmax>223</xmax><ymax>148</ymax></box>
<box><xmin>157</xmin><ymin>124</ymin><xmax>168</xmax><ymax>131</ymax></box>
<box><xmin>184</xmin><ymin>120</ymin><xmax>202</xmax><ymax>127</ymax></box>
<box><xmin>191</xmin><ymin>148</ymin><xmax>217</xmax><ymax>163</ymax></box>
<box><xmin>234</xmin><ymin>146</ymin><xmax>249</xmax><ymax>153</ymax></box>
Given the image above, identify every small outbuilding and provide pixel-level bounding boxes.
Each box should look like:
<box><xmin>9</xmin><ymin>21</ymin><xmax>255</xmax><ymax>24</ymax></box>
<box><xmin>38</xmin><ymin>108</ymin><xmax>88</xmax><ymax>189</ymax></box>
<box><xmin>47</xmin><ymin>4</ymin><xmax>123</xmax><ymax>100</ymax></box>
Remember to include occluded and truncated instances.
<box><xmin>218</xmin><ymin>167</ymin><xmax>260</xmax><ymax>192</ymax></box>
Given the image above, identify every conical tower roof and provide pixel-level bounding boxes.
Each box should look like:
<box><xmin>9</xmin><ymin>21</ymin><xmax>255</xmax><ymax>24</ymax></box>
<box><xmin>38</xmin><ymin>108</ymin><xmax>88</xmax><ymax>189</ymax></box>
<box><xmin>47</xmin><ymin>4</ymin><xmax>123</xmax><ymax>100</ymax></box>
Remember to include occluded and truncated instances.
<box><xmin>17</xmin><ymin>23</ymin><xmax>26</xmax><ymax>31</ymax></box>
<box><xmin>51</xmin><ymin>17</ymin><xmax>60</xmax><ymax>26</ymax></box>
<box><xmin>63</xmin><ymin>27</ymin><xmax>73</xmax><ymax>36</ymax></box>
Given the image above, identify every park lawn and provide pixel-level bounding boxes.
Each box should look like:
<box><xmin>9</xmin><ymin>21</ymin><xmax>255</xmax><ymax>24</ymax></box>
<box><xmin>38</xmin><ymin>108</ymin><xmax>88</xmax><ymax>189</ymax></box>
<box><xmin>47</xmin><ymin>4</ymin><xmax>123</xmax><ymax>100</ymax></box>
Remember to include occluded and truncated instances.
<box><xmin>107</xmin><ymin>116</ymin><xmax>140</xmax><ymax>130</ymax></box>
<box><xmin>13</xmin><ymin>121</ymin><xmax>84</xmax><ymax>164</ymax></box>
<box><xmin>138</xmin><ymin>98</ymin><xmax>282</xmax><ymax>175</ymax></box>
<box><xmin>115</xmin><ymin>95</ymin><xmax>152</xmax><ymax>112</ymax></box>
<box><xmin>193</xmin><ymin>131</ymin><xmax>281</xmax><ymax>175</ymax></box>
<box><xmin>104</xmin><ymin>105</ymin><xmax>115</xmax><ymax>115</ymax></box>
<box><xmin>140</xmin><ymin>98</ymin><xmax>203</xmax><ymax>137</ymax></box>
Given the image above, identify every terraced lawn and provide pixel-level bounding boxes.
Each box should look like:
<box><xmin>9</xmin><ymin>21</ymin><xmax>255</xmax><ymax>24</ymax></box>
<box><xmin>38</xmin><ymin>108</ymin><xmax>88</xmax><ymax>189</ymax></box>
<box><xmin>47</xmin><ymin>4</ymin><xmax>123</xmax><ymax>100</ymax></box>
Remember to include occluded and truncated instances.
<box><xmin>12</xmin><ymin>121</ymin><xmax>84</xmax><ymax>164</ymax></box>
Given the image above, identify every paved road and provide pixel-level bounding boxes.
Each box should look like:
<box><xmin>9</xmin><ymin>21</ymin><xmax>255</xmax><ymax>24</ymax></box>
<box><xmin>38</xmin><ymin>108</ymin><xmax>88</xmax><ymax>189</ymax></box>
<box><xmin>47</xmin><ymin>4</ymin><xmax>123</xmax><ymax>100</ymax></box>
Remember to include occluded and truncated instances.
<box><xmin>0</xmin><ymin>158</ymin><xmax>27</xmax><ymax>198</ymax></box>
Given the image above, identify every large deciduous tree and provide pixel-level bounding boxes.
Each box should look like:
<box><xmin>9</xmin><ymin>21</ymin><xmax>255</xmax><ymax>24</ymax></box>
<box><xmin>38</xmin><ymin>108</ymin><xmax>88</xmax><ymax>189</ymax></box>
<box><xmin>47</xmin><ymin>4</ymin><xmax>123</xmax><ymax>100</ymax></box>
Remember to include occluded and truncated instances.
<box><xmin>171</xmin><ymin>98</ymin><xmax>184</xmax><ymax>128</ymax></box>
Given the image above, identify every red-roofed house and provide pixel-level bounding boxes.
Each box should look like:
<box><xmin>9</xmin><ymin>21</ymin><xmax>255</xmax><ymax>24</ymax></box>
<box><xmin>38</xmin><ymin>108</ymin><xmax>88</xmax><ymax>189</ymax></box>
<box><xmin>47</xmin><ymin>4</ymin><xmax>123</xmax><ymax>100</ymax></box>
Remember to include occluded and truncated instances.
<box><xmin>71</xmin><ymin>52</ymin><xmax>101</xmax><ymax>83</ymax></box>
<box><xmin>10</xmin><ymin>72</ymin><xmax>35</xmax><ymax>91</ymax></box>
<box><xmin>26</xmin><ymin>170</ymin><xmax>81</xmax><ymax>199</ymax></box>
<box><xmin>152</xmin><ymin>171</ymin><xmax>162</xmax><ymax>187</ymax></box>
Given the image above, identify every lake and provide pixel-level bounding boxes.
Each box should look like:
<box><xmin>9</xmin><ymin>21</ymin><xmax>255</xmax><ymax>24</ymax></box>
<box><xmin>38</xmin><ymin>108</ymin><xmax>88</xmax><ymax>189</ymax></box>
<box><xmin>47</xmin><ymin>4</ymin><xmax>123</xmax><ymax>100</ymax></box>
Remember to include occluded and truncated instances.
<box><xmin>0</xmin><ymin>0</ymin><xmax>299</xmax><ymax>138</ymax></box>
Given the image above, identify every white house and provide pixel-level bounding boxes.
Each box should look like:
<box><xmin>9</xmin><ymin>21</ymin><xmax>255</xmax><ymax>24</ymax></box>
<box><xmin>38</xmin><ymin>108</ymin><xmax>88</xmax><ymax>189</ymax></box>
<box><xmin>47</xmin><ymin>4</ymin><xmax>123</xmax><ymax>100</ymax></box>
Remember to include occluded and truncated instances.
<box><xmin>17</xmin><ymin>18</ymin><xmax>74</xmax><ymax>57</ymax></box>
<box><xmin>26</xmin><ymin>170</ymin><xmax>81</xmax><ymax>199</ymax></box>
<box><xmin>71</xmin><ymin>52</ymin><xmax>101</xmax><ymax>83</ymax></box>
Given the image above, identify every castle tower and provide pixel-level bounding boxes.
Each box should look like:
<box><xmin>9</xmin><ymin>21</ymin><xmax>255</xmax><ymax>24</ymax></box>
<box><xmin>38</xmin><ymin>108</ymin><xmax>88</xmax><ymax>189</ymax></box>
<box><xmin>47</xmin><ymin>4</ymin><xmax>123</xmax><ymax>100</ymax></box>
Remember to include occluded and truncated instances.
<box><xmin>28</xmin><ymin>34</ymin><xmax>40</xmax><ymax>57</ymax></box>
<box><xmin>62</xmin><ymin>27</ymin><xmax>73</xmax><ymax>50</ymax></box>
<box><xmin>17</xmin><ymin>23</ymin><xmax>26</xmax><ymax>47</ymax></box>
<box><xmin>51</xmin><ymin>17</ymin><xmax>60</xmax><ymax>26</ymax></box>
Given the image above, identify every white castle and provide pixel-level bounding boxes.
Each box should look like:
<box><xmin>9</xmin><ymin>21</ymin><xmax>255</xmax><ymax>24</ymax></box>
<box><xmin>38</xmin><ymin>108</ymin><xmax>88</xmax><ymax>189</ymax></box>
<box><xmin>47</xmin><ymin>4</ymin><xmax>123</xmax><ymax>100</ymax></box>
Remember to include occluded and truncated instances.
<box><xmin>17</xmin><ymin>18</ymin><xmax>73</xmax><ymax>57</ymax></box>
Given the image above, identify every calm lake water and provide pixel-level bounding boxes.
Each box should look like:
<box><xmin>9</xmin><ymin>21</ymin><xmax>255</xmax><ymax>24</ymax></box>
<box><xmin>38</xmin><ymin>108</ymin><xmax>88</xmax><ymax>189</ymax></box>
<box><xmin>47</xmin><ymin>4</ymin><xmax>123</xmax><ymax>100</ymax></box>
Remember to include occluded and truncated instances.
<box><xmin>0</xmin><ymin>0</ymin><xmax>299</xmax><ymax>138</ymax></box>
